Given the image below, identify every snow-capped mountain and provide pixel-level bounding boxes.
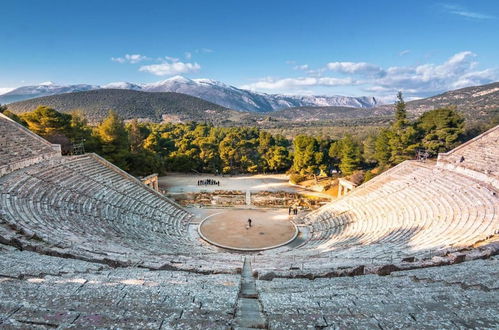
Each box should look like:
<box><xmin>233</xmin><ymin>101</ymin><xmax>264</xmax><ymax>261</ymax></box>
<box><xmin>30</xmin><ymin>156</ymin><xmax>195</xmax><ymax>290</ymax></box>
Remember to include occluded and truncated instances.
<box><xmin>137</xmin><ymin>76</ymin><xmax>380</xmax><ymax>112</ymax></box>
<box><xmin>0</xmin><ymin>82</ymin><xmax>99</xmax><ymax>104</ymax></box>
<box><xmin>101</xmin><ymin>82</ymin><xmax>143</xmax><ymax>90</ymax></box>
<box><xmin>0</xmin><ymin>76</ymin><xmax>380</xmax><ymax>112</ymax></box>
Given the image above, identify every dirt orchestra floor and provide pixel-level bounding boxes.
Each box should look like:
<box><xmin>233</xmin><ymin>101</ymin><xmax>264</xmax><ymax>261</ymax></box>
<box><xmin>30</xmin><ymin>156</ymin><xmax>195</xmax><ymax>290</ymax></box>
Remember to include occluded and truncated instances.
<box><xmin>198</xmin><ymin>208</ymin><xmax>297</xmax><ymax>250</ymax></box>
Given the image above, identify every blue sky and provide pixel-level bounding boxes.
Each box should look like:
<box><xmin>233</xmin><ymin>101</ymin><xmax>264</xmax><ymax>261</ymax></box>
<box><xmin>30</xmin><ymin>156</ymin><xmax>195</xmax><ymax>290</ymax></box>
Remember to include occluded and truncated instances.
<box><xmin>1</xmin><ymin>0</ymin><xmax>498</xmax><ymax>101</ymax></box>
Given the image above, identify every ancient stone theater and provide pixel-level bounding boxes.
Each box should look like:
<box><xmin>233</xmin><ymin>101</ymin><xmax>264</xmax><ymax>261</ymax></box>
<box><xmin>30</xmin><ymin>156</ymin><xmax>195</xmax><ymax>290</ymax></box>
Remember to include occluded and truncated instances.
<box><xmin>0</xmin><ymin>112</ymin><xmax>498</xmax><ymax>329</ymax></box>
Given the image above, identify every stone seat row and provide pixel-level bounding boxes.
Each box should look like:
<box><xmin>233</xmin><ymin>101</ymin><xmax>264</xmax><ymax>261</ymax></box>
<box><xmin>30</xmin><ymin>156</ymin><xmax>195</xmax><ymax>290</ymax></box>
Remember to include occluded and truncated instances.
<box><xmin>303</xmin><ymin>162</ymin><xmax>497</xmax><ymax>252</ymax></box>
<box><xmin>437</xmin><ymin>126</ymin><xmax>499</xmax><ymax>180</ymax></box>
<box><xmin>0</xmin><ymin>154</ymin><xmax>210</xmax><ymax>265</ymax></box>
<box><xmin>256</xmin><ymin>258</ymin><xmax>498</xmax><ymax>329</ymax></box>
<box><xmin>253</xmin><ymin>161</ymin><xmax>498</xmax><ymax>272</ymax></box>
<box><xmin>0</xmin><ymin>114</ymin><xmax>59</xmax><ymax>170</ymax></box>
<box><xmin>0</xmin><ymin>245</ymin><xmax>241</xmax><ymax>329</ymax></box>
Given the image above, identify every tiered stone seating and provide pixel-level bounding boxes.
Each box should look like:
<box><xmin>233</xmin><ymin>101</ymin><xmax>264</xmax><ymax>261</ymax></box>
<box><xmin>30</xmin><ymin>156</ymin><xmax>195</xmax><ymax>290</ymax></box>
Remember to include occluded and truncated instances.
<box><xmin>1</xmin><ymin>115</ymin><xmax>498</xmax><ymax>328</ymax></box>
<box><xmin>437</xmin><ymin>125</ymin><xmax>499</xmax><ymax>188</ymax></box>
<box><xmin>0</xmin><ymin>153</ymin><xmax>201</xmax><ymax>265</ymax></box>
<box><xmin>252</xmin><ymin>159</ymin><xmax>498</xmax><ymax>273</ymax></box>
<box><xmin>0</xmin><ymin>245</ymin><xmax>239</xmax><ymax>329</ymax></box>
<box><xmin>0</xmin><ymin>113</ymin><xmax>61</xmax><ymax>177</ymax></box>
<box><xmin>256</xmin><ymin>257</ymin><xmax>499</xmax><ymax>329</ymax></box>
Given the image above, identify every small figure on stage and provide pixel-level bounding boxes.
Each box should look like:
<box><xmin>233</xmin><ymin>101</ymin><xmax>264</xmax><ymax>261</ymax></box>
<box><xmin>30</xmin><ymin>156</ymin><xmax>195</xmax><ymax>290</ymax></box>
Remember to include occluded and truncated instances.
<box><xmin>247</xmin><ymin>218</ymin><xmax>252</xmax><ymax>227</ymax></box>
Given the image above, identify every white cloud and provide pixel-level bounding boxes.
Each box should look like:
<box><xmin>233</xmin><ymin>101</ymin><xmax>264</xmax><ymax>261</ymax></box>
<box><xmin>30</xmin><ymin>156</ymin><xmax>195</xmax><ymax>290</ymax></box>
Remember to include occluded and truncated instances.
<box><xmin>399</xmin><ymin>50</ymin><xmax>410</xmax><ymax>56</ymax></box>
<box><xmin>242</xmin><ymin>51</ymin><xmax>499</xmax><ymax>98</ymax></box>
<box><xmin>326</xmin><ymin>61</ymin><xmax>384</xmax><ymax>77</ymax></box>
<box><xmin>293</xmin><ymin>64</ymin><xmax>309</xmax><ymax>71</ymax></box>
<box><xmin>111</xmin><ymin>54</ymin><xmax>149</xmax><ymax>64</ymax></box>
<box><xmin>371</xmin><ymin>51</ymin><xmax>492</xmax><ymax>94</ymax></box>
<box><xmin>241</xmin><ymin>77</ymin><xmax>355</xmax><ymax>90</ymax></box>
<box><xmin>441</xmin><ymin>4</ymin><xmax>496</xmax><ymax>20</ymax></box>
<box><xmin>185</xmin><ymin>52</ymin><xmax>192</xmax><ymax>60</ymax></box>
<box><xmin>139</xmin><ymin>60</ymin><xmax>201</xmax><ymax>76</ymax></box>
<box><xmin>164</xmin><ymin>56</ymin><xmax>179</xmax><ymax>62</ymax></box>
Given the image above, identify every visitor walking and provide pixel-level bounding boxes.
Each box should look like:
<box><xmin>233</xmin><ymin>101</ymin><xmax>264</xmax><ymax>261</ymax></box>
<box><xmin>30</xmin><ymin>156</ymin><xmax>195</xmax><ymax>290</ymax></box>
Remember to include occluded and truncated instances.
<box><xmin>248</xmin><ymin>218</ymin><xmax>252</xmax><ymax>227</ymax></box>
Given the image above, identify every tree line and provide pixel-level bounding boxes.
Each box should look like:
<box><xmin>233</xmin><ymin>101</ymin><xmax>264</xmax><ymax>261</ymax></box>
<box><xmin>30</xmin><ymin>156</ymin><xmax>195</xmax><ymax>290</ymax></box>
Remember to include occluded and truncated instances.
<box><xmin>1</xmin><ymin>93</ymin><xmax>480</xmax><ymax>180</ymax></box>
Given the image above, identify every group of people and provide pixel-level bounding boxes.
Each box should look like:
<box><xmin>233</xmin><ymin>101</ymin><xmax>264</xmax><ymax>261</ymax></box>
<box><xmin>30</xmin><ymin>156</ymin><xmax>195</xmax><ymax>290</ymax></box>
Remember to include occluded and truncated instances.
<box><xmin>288</xmin><ymin>206</ymin><xmax>299</xmax><ymax>215</ymax></box>
<box><xmin>197</xmin><ymin>179</ymin><xmax>220</xmax><ymax>186</ymax></box>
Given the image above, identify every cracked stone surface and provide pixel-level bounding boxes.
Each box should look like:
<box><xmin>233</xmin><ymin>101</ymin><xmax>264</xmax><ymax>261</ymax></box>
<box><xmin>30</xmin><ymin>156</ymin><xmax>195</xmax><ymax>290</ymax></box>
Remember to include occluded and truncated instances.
<box><xmin>257</xmin><ymin>257</ymin><xmax>499</xmax><ymax>329</ymax></box>
<box><xmin>0</xmin><ymin>250</ymin><xmax>239</xmax><ymax>329</ymax></box>
<box><xmin>1</xmin><ymin>249</ymin><xmax>497</xmax><ymax>329</ymax></box>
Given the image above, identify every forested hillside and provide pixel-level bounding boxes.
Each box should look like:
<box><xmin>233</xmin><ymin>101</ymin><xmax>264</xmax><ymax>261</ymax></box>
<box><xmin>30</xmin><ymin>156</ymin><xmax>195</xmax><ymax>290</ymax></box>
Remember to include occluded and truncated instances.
<box><xmin>2</xmin><ymin>93</ymin><xmax>488</xmax><ymax>182</ymax></box>
<box><xmin>5</xmin><ymin>89</ymin><xmax>244</xmax><ymax>124</ymax></box>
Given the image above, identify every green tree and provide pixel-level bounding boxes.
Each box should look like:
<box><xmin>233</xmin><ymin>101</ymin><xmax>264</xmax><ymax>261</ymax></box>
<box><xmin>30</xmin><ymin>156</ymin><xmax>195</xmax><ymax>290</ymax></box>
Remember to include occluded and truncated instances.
<box><xmin>417</xmin><ymin>107</ymin><xmax>464</xmax><ymax>155</ymax></box>
<box><xmin>128</xmin><ymin>119</ymin><xmax>144</xmax><ymax>153</ymax></box>
<box><xmin>328</xmin><ymin>140</ymin><xmax>343</xmax><ymax>169</ymax></box>
<box><xmin>95</xmin><ymin>110</ymin><xmax>130</xmax><ymax>168</ymax></box>
<box><xmin>374</xmin><ymin>129</ymin><xmax>391</xmax><ymax>166</ymax></box>
<box><xmin>338</xmin><ymin>135</ymin><xmax>362</xmax><ymax>175</ymax></box>
<box><xmin>362</xmin><ymin>135</ymin><xmax>377</xmax><ymax>165</ymax></box>
<box><xmin>393</xmin><ymin>91</ymin><xmax>408</xmax><ymax>129</ymax></box>
<box><xmin>292</xmin><ymin>135</ymin><xmax>323</xmax><ymax>174</ymax></box>
<box><xmin>199</xmin><ymin>139</ymin><xmax>221</xmax><ymax>173</ymax></box>
<box><xmin>21</xmin><ymin>106</ymin><xmax>72</xmax><ymax>137</ymax></box>
<box><xmin>387</xmin><ymin>92</ymin><xmax>419</xmax><ymax>164</ymax></box>
<box><xmin>265</xmin><ymin>146</ymin><xmax>291</xmax><ymax>172</ymax></box>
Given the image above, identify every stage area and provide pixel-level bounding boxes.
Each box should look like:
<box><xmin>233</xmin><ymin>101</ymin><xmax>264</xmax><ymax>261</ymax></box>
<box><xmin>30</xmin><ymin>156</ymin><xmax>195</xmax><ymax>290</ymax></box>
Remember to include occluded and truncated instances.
<box><xmin>198</xmin><ymin>209</ymin><xmax>298</xmax><ymax>251</ymax></box>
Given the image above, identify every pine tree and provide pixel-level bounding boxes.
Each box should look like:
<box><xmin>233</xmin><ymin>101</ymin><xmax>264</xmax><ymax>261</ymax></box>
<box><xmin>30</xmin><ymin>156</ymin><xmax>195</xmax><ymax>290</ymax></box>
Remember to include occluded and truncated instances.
<box><xmin>339</xmin><ymin>135</ymin><xmax>361</xmax><ymax>175</ymax></box>
<box><xmin>95</xmin><ymin>110</ymin><xmax>130</xmax><ymax>168</ymax></box>
<box><xmin>417</xmin><ymin>107</ymin><xmax>464</xmax><ymax>155</ymax></box>
<box><xmin>128</xmin><ymin>119</ymin><xmax>143</xmax><ymax>153</ymax></box>
<box><xmin>387</xmin><ymin>92</ymin><xmax>419</xmax><ymax>164</ymax></box>
<box><xmin>21</xmin><ymin>106</ymin><xmax>72</xmax><ymax>137</ymax></box>
<box><xmin>393</xmin><ymin>91</ymin><xmax>407</xmax><ymax>129</ymax></box>
<box><xmin>374</xmin><ymin>129</ymin><xmax>391</xmax><ymax>166</ymax></box>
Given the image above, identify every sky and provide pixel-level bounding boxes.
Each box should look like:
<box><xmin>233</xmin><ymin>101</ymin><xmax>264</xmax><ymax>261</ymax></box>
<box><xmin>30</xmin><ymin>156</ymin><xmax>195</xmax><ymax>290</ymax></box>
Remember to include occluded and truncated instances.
<box><xmin>1</xmin><ymin>0</ymin><xmax>498</xmax><ymax>101</ymax></box>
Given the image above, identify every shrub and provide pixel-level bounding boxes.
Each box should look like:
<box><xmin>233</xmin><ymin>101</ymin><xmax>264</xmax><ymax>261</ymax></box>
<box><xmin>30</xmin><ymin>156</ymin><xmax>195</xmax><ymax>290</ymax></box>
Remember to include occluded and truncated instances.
<box><xmin>289</xmin><ymin>173</ymin><xmax>307</xmax><ymax>185</ymax></box>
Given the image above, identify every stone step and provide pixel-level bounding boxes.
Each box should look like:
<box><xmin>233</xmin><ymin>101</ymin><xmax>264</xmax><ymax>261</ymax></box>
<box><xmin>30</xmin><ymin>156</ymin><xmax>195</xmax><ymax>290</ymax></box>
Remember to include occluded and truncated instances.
<box><xmin>235</xmin><ymin>298</ymin><xmax>267</xmax><ymax>329</ymax></box>
<box><xmin>241</xmin><ymin>280</ymin><xmax>258</xmax><ymax>298</ymax></box>
<box><xmin>234</xmin><ymin>257</ymin><xmax>268</xmax><ymax>329</ymax></box>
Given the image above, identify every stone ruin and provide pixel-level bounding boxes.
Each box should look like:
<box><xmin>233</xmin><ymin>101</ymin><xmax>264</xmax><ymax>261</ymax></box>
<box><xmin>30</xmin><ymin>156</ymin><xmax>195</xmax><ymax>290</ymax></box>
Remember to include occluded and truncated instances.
<box><xmin>173</xmin><ymin>190</ymin><xmax>246</xmax><ymax>206</ymax></box>
<box><xmin>0</xmin><ymin>112</ymin><xmax>498</xmax><ymax>328</ymax></box>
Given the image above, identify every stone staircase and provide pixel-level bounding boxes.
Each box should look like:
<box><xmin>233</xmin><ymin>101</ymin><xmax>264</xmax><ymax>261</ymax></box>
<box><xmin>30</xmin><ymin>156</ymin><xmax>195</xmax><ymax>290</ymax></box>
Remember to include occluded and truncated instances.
<box><xmin>234</xmin><ymin>257</ymin><xmax>267</xmax><ymax>329</ymax></box>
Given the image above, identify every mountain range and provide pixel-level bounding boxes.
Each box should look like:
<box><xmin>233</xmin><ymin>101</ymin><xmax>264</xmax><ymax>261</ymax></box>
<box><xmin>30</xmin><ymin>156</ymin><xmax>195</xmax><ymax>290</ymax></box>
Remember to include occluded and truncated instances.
<box><xmin>3</xmin><ymin>79</ymin><xmax>498</xmax><ymax>125</ymax></box>
<box><xmin>289</xmin><ymin>82</ymin><xmax>499</xmax><ymax>123</ymax></box>
<box><xmin>0</xmin><ymin>76</ymin><xmax>380</xmax><ymax>112</ymax></box>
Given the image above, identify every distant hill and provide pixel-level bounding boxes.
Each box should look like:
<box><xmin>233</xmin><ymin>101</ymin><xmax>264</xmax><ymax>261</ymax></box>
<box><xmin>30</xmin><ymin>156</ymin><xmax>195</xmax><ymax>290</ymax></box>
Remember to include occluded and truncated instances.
<box><xmin>272</xmin><ymin>82</ymin><xmax>499</xmax><ymax>123</ymax></box>
<box><xmin>0</xmin><ymin>76</ymin><xmax>380</xmax><ymax>112</ymax></box>
<box><xmin>271</xmin><ymin>105</ymin><xmax>392</xmax><ymax>121</ymax></box>
<box><xmin>375</xmin><ymin>82</ymin><xmax>499</xmax><ymax>120</ymax></box>
<box><xmin>5</xmin><ymin>89</ymin><xmax>249</xmax><ymax>124</ymax></box>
